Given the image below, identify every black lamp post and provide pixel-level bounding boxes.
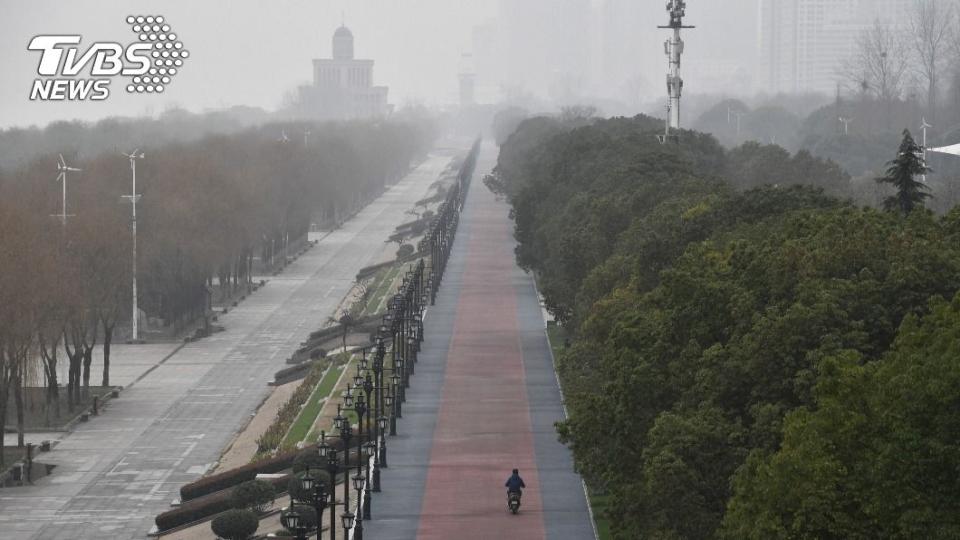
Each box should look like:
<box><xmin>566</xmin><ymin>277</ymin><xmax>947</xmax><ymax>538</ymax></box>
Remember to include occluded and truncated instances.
<box><xmin>414</xmin><ymin>312</ymin><xmax>424</xmax><ymax>343</ymax></box>
<box><xmin>352</xmin><ymin>392</ymin><xmax>369</xmax><ymax>521</ymax></box>
<box><xmin>352</xmin><ymin>472</ymin><xmax>366</xmax><ymax>538</ymax></box>
<box><xmin>386</xmin><ymin>384</ymin><xmax>397</xmax><ymax>435</ymax></box>
<box><xmin>377</xmin><ymin>414</ymin><xmax>389</xmax><ymax>467</ymax></box>
<box><xmin>298</xmin><ymin>468</ymin><xmax>327</xmax><ymax>539</ymax></box>
<box><xmin>408</xmin><ymin>334</ymin><xmax>418</xmax><ymax>363</ymax></box>
<box><xmin>391</xmin><ymin>372</ymin><xmax>403</xmax><ymax>418</ymax></box>
<box><xmin>362</xmin><ymin>373</ymin><xmax>374</xmax><ymax>440</ymax></box>
<box><xmin>281</xmin><ymin>507</ymin><xmax>307</xmax><ymax>540</ymax></box>
<box><xmin>338</xmin><ymin>421</ymin><xmax>353</xmax><ymax>539</ymax></box>
<box><xmin>366</xmin><ymin>438</ymin><xmax>380</xmax><ymax>492</ymax></box>
<box><xmin>341</xmin><ymin>511</ymin><xmax>356</xmax><ymax>538</ymax></box>
<box><xmin>319</xmin><ymin>432</ymin><xmax>341</xmax><ymax>540</ymax></box>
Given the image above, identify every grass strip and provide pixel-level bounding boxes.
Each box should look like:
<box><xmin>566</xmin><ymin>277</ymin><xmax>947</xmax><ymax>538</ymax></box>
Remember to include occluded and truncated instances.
<box><xmin>284</xmin><ymin>365</ymin><xmax>343</xmax><ymax>447</ymax></box>
<box><xmin>366</xmin><ymin>265</ymin><xmax>401</xmax><ymax>315</ymax></box>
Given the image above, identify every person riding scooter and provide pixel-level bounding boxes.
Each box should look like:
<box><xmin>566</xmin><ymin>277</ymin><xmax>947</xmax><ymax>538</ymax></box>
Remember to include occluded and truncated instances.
<box><xmin>505</xmin><ymin>469</ymin><xmax>526</xmax><ymax>499</ymax></box>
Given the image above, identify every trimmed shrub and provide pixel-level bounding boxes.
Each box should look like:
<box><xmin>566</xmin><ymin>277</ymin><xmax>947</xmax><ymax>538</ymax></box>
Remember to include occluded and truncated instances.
<box><xmin>396</xmin><ymin>244</ymin><xmax>415</xmax><ymax>259</ymax></box>
<box><xmin>211</xmin><ymin>509</ymin><xmax>258</xmax><ymax>540</ymax></box>
<box><xmin>231</xmin><ymin>479</ymin><xmax>275</xmax><ymax>514</ymax></box>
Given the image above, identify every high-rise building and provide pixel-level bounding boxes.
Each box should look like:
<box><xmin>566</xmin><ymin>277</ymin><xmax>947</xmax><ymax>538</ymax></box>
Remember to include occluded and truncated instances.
<box><xmin>758</xmin><ymin>0</ymin><xmax>911</xmax><ymax>95</ymax></box>
<box><xmin>297</xmin><ymin>26</ymin><xmax>390</xmax><ymax>119</ymax></box>
<box><xmin>458</xmin><ymin>53</ymin><xmax>476</xmax><ymax>107</ymax></box>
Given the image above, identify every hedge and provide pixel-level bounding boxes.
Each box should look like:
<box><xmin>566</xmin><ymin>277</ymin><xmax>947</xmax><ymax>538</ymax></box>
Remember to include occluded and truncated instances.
<box><xmin>157</xmin><ymin>475</ymin><xmax>286</xmax><ymax>532</ymax></box>
<box><xmin>273</xmin><ymin>360</ymin><xmax>320</xmax><ymax>386</ymax></box>
<box><xmin>181</xmin><ymin>449</ymin><xmax>298</xmax><ymax>502</ymax></box>
<box><xmin>179</xmin><ymin>438</ymin><xmax>346</xmax><ymax>502</ymax></box>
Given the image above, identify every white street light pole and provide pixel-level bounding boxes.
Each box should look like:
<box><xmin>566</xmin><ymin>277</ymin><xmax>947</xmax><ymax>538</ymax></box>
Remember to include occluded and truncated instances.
<box><xmin>122</xmin><ymin>149</ymin><xmax>144</xmax><ymax>343</ymax></box>
<box><xmin>921</xmin><ymin>118</ymin><xmax>932</xmax><ymax>183</ymax></box>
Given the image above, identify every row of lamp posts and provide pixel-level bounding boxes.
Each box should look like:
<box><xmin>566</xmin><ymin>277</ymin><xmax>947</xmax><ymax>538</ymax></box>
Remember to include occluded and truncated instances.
<box><xmin>281</xmin><ymin>139</ymin><xmax>478</xmax><ymax>539</ymax></box>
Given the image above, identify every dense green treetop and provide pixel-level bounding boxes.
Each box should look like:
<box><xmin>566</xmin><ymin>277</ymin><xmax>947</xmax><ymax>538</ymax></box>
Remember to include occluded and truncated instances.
<box><xmin>494</xmin><ymin>113</ymin><xmax>960</xmax><ymax>539</ymax></box>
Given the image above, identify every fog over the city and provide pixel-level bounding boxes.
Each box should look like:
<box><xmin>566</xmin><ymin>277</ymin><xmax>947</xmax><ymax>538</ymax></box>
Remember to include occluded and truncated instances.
<box><xmin>0</xmin><ymin>0</ymin><xmax>757</xmax><ymax>128</ymax></box>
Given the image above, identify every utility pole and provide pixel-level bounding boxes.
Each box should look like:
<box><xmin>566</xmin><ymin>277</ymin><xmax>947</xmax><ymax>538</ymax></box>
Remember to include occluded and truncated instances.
<box><xmin>921</xmin><ymin>118</ymin><xmax>932</xmax><ymax>183</ymax></box>
<box><xmin>659</xmin><ymin>1</ymin><xmax>694</xmax><ymax>136</ymax></box>
<box><xmin>52</xmin><ymin>154</ymin><xmax>80</xmax><ymax>227</ymax></box>
<box><xmin>122</xmin><ymin>150</ymin><xmax>144</xmax><ymax>343</ymax></box>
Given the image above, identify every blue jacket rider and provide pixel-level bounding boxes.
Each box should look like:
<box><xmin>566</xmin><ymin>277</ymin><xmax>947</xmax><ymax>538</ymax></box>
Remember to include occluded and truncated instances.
<box><xmin>505</xmin><ymin>469</ymin><xmax>526</xmax><ymax>496</ymax></box>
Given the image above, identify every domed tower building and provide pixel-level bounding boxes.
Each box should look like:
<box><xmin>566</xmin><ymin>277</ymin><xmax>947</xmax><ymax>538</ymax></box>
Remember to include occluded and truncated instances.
<box><xmin>332</xmin><ymin>25</ymin><xmax>354</xmax><ymax>60</ymax></box>
<box><xmin>298</xmin><ymin>26</ymin><xmax>390</xmax><ymax>119</ymax></box>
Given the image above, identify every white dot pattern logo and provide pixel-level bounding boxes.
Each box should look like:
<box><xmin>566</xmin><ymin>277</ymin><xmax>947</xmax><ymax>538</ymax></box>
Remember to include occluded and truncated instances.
<box><xmin>126</xmin><ymin>15</ymin><xmax>188</xmax><ymax>94</ymax></box>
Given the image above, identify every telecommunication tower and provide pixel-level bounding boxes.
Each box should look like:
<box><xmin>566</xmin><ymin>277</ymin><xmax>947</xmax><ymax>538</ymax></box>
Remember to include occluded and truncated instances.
<box><xmin>659</xmin><ymin>1</ymin><xmax>694</xmax><ymax>139</ymax></box>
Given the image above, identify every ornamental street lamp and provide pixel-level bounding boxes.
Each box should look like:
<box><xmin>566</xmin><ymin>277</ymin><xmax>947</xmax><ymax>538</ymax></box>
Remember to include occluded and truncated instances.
<box><xmin>334</xmin><ymin>405</ymin><xmax>345</xmax><ymax>431</ymax></box>
<box><xmin>319</xmin><ymin>432</ymin><xmax>342</xmax><ymax>540</ymax></box>
<box><xmin>338</xmin><ymin>421</ymin><xmax>354</xmax><ymax>538</ymax></box>
<box><xmin>386</xmin><ymin>386</ymin><xmax>397</xmax><ymax>436</ymax></box>
<box><xmin>359</xmin><ymin>443</ymin><xmax>372</xmax><ymax>519</ymax></box>
<box><xmin>280</xmin><ymin>507</ymin><xmax>308</xmax><ymax>540</ymax></box>
<box><xmin>341</xmin><ymin>511</ymin><xmax>356</xmax><ymax>535</ymax></box>
<box><xmin>352</xmin><ymin>473</ymin><xmax>366</xmax><ymax>537</ymax></box>
<box><xmin>357</xmin><ymin>372</ymin><xmax>373</xmax><ymax>437</ymax></box>
<box><xmin>377</xmin><ymin>414</ymin><xmax>389</xmax><ymax>467</ymax></box>
<box><xmin>297</xmin><ymin>471</ymin><xmax>327</xmax><ymax>539</ymax></box>
<box><xmin>352</xmin><ymin>392</ymin><xmax>369</xmax><ymax>520</ymax></box>
<box><xmin>366</xmin><ymin>439</ymin><xmax>380</xmax><ymax>492</ymax></box>
<box><xmin>391</xmin><ymin>372</ymin><xmax>403</xmax><ymax>417</ymax></box>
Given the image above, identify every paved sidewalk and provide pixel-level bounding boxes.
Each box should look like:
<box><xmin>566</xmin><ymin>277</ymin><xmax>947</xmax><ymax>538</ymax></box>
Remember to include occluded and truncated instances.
<box><xmin>364</xmin><ymin>144</ymin><xmax>595</xmax><ymax>539</ymax></box>
<box><xmin>0</xmin><ymin>154</ymin><xmax>451</xmax><ymax>540</ymax></box>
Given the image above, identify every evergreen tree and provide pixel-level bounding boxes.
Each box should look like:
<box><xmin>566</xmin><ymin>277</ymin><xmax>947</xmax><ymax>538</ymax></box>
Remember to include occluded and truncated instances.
<box><xmin>877</xmin><ymin>129</ymin><xmax>931</xmax><ymax>214</ymax></box>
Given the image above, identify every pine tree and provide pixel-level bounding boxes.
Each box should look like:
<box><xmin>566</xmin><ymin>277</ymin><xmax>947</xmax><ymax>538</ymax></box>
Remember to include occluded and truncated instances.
<box><xmin>877</xmin><ymin>129</ymin><xmax>932</xmax><ymax>215</ymax></box>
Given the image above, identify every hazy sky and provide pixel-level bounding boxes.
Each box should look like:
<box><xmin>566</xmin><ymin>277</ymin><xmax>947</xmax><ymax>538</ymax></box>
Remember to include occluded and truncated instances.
<box><xmin>0</xmin><ymin>1</ymin><xmax>756</xmax><ymax>129</ymax></box>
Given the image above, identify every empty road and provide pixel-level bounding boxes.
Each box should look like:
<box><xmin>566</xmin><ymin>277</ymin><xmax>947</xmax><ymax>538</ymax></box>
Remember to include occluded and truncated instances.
<box><xmin>0</xmin><ymin>151</ymin><xmax>453</xmax><ymax>540</ymax></box>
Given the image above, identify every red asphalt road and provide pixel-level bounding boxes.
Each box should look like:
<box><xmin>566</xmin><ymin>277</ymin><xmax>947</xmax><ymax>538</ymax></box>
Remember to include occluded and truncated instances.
<box><xmin>416</xmin><ymin>186</ymin><xmax>546</xmax><ymax>539</ymax></box>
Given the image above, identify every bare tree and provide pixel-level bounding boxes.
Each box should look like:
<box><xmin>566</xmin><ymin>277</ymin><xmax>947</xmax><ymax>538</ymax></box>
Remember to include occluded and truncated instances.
<box><xmin>0</xmin><ymin>198</ymin><xmax>46</xmax><ymax>461</ymax></box>
<box><xmin>843</xmin><ymin>19</ymin><xmax>910</xmax><ymax>102</ymax></box>
<box><xmin>910</xmin><ymin>0</ymin><xmax>954</xmax><ymax>114</ymax></box>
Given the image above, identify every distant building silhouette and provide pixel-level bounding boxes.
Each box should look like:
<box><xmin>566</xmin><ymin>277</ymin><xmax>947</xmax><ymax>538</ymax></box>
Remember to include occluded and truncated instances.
<box><xmin>297</xmin><ymin>26</ymin><xmax>390</xmax><ymax>119</ymax></box>
<box><xmin>759</xmin><ymin>0</ymin><xmax>910</xmax><ymax>95</ymax></box>
<box><xmin>458</xmin><ymin>53</ymin><xmax>476</xmax><ymax>107</ymax></box>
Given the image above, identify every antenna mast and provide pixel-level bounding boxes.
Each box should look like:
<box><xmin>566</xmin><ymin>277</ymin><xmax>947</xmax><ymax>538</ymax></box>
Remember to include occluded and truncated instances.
<box><xmin>659</xmin><ymin>1</ymin><xmax>694</xmax><ymax>137</ymax></box>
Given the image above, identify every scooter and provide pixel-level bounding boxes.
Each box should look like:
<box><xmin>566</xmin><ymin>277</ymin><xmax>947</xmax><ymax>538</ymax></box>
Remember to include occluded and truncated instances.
<box><xmin>508</xmin><ymin>491</ymin><xmax>522</xmax><ymax>514</ymax></box>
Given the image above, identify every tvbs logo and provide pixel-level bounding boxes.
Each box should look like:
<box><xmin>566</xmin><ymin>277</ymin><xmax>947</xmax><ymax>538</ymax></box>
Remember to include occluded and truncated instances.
<box><xmin>28</xmin><ymin>15</ymin><xmax>189</xmax><ymax>101</ymax></box>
